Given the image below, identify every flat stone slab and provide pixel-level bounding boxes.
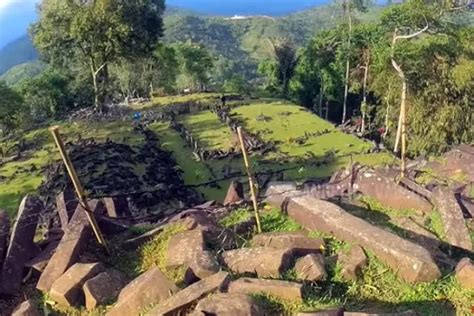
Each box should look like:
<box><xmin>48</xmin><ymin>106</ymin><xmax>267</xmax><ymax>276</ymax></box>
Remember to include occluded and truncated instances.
<box><xmin>107</xmin><ymin>266</ymin><xmax>178</xmax><ymax>316</ymax></box>
<box><xmin>251</xmin><ymin>231</ymin><xmax>324</xmax><ymax>256</ymax></box>
<box><xmin>0</xmin><ymin>210</ymin><xmax>10</xmax><ymax>269</ymax></box>
<box><xmin>83</xmin><ymin>269</ymin><xmax>127</xmax><ymax>310</ymax></box>
<box><xmin>432</xmin><ymin>187</ymin><xmax>472</xmax><ymax>251</ymax></box>
<box><xmin>221</xmin><ymin>247</ymin><xmax>293</xmax><ymax>278</ymax></box>
<box><xmin>228</xmin><ymin>277</ymin><xmax>303</xmax><ymax>302</ymax></box>
<box><xmin>50</xmin><ymin>262</ymin><xmax>104</xmax><ymax>307</ymax></box>
<box><xmin>148</xmin><ymin>271</ymin><xmax>230</xmax><ymax>315</ymax></box>
<box><xmin>354</xmin><ymin>168</ymin><xmax>432</xmax><ymax>214</ymax></box>
<box><xmin>11</xmin><ymin>299</ymin><xmax>41</xmax><ymax>316</ymax></box>
<box><xmin>266</xmin><ymin>184</ymin><xmax>442</xmax><ymax>283</ymax></box>
<box><xmin>25</xmin><ymin>240</ymin><xmax>60</xmax><ymax>273</ymax></box>
<box><xmin>193</xmin><ymin>293</ymin><xmax>264</xmax><ymax>316</ymax></box>
<box><xmin>295</xmin><ymin>253</ymin><xmax>327</xmax><ymax>282</ymax></box>
<box><xmin>185</xmin><ymin>250</ymin><xmax>220</xmax><ymax>283</ymax></box>
<box><xmin>165</xmin><ymin>228</ymin><xmax>206</xmax><ymax>268</ymax></box>
<box><xmin>0</xmin><ymin>196</ymin><xmax>42</xmax><ymax>294</ymax></box>
<box><xmin>37</xmin><ymin>202</ymin><xmax>97</xmax><ymax>292</ymax></box>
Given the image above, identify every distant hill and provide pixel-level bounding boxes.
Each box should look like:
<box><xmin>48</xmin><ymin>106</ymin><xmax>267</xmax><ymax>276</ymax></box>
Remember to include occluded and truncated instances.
<box><xmin>0</xmin><ymin>34</ymin><xmax>38</xmax><ymax>75</ymax></box>
<box><xmin>0</xmin><ymin>5</ymin><xmax>384</xmax><ymax>78</ymax></box>
<box><xmin>0</xmin><ymin>61</ymin><xmax>45</xmax><ymax>86</ymax></box>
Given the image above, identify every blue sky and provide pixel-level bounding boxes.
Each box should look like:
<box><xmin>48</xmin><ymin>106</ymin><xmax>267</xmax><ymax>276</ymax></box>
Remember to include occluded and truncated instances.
<box><xmin>0</xmin><ymin>0</ymin><xmax>328</xmax><ymax>49</ymax></box>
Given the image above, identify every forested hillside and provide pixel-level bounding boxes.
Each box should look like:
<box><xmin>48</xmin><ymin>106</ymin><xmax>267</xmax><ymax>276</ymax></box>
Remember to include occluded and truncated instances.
<box><xmin>0</xmin><ymin>5</ymin><xmax>382</xmax><ymax>78</ymax></box>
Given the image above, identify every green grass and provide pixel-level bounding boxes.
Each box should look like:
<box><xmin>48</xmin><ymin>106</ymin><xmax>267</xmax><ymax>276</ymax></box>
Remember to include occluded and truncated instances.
<box><xmin>232</xmin><ymin>102</ymin><xmax>372</xmax><ymax>160</ymax></box>
<box><xmin>0</xmin><ymin>120</ymin><xmax>144</xmax><ymax>215</ymax></box>
<box><xmin>179</xmin><ymin>110</ymin><xmax>235</xmax><ymax>151</ymax></box>
<box><xmin>220</xmin><ymin>208</ymin><xmax>254</xmax><ymax>228</ymax></box>
<box><xmin>132</xmin><ymin>92</ymin><xmax>220</xmax><ymax>110</ymax></box>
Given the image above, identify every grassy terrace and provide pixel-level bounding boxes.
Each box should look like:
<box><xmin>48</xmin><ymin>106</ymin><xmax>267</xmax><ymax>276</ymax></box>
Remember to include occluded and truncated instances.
<box><xmin>178</xmin><ymin>110</ymin><xmax>235</xmax><ymax>152</ymax></box>
<box><xmin>131</xmin><ymin>92</ymin><xmax>221</xmax><ymax>110</ymax></box>
<box><xmin>0</xmin><ymin>120</ymin><xmax>143</xmax><ymax>215</ymax></box>
<box><xmin>232</xmin><ymin>101</ymin><xmax>372</xmax><ymax>159</ymax></box>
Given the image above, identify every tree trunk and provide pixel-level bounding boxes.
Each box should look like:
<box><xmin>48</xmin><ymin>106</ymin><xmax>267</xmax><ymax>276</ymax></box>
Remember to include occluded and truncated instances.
<box><xmin>361</xmin><ymin>56</ymin><xmax>370</xmax><ymax>134</ymax></box>
<box><xmin>90</xmin><ymin>62</ymin><xmax>100</xmax><ymax>110</ymax></box>
<box><xmin>342</xmin><ymin>0</ymin><xmax>352</xmax><ymax>124</ymax></box>
<box><xmin>319</xmin><ymin>79</ymin><xmax>324</xmax><ymax>117</ymax></box>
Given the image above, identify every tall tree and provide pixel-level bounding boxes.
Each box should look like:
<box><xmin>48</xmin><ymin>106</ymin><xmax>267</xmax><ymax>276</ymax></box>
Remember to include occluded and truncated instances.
<box><xmin>340</xmin><ymin>0</ymin><xmax>368</xmax><ymax>124</ymax></box>
<box><xmin>0</xmin><ymin>81</ymin><xmax>24</xmax><ymax>135</ymax></box>
<box><xmin>31</xmin><ymin>0</ymin><xmax>165</xmax><ymax>110</ymax></box>
<box><xmin>177</xmin><ymin>43</ymin><xmax>214</xmax><ymax>91</ymax></box>
<box><xmin>269</xmin><ymin>39</ymin><xmax>299</xmax><ymax>97</ymax></box>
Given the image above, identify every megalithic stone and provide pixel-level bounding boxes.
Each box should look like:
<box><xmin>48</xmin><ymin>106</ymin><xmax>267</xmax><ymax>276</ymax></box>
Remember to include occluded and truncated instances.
<box><xmin>431</xmin><ymin>186</ymin><xmax>472</xmax><ymax>251</ymax></box>
<box><xmin>265</xmin><ymin>183</ymin><xmax>441</xmax><ymax>283</ymax></box>
<box><xmin>56</xmin><ymin>190</ymin><xmax>78</xmax><ymax>229</ymax></box>
<box><xmin>0</xmin><ymin>196</ymin><xmax>42</xmax><ymax>295</ymax></box>
<box><xmin>354</xmin><ymin>168</ymin><xmax>433</xmax><ymax>214</ymax></box>
<box><xmin>0</xmin><ymin>210</ymin><xmax>10</xmax><ymax>269</ymax></box>
<box><xmin>36</xmin><ymin>201</ymin><xmax>101</xmax><ymax>292</ymax></box>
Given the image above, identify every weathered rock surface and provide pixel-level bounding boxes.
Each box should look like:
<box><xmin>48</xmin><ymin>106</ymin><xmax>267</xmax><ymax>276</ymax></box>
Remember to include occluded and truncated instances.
<box><xmin>25</xmin><ymin>240</ymin><xmax>60</xmax><ymax>273</ymax></box>
<box><xmin>295</xmin><ymin>253</ymin><xmax>327</xmax><ymax>282</ymax></box>
<box><xmin>193</xmin><ymin>293</ymin><xmax>264</xmax><ymax>316</ymax></box>
<box><xmin>106</xmin><ymin>266</ymin><xmax>178</xmax><ymax>316</ymax></box>
<box><xmin>228</xmin><ymin>277</ymin><xmax>303</xmax><ymax>302</ymax></box>
<box><xmin>266</xmin><ymin>184</ymin><xmax>442</xmax><ymax>283</ymax></box>
<box><xmin>354</xmin><ymin>168</ymin><xmax>432</xmax><ymax>214</ymax></box>
<box><xmin>185</xmin><ymin>250</ymin><xmax>220</xmax><ymax>283</ymax></box>
<box><xmin>251</xmin><ymin>231</ymin><xmax>324</xmax><ymax>256</ymax></box>
<box><xmin>56</xmin><ymin>190</ymin><xmax>78</xmax><ymax>228</ymax></box>
<box><xmin>0</xmin><ymin>196</ymin><xmax>42</xmax><ymax>294</ymax></box>
<box><xmin>432</xmin><ymin>186</ymin><xmax>472</xmax><ymax>251</ymax></box>
<box><xmin>221</xmin><ymin>247</ymin><xmax>293</xmax><ymax>278</ymax></box>
<box><xmin>166</xmin><ymin>228</ymin><xmax>206</xmax><ymax>268</ymax></box>
<box><xmin>338</xmin><ymin>245</ymin><xmax>368</xmax><ymax>281</ymax></box>
<box><xmin>103</xmin><ymin>196</ymin><xmax>130</xmax><ymax>218</ymax></box>
<box><xmin>455</xmin><ymin>257</ymin><xmax>474</xmax><ymax>289</ymax></box>
<box><xmin>11</xmin><ymin>299</ymin><xmax>41</xmax><ymax>316</ymax></box>
<box><xmin>427</xmin><ymin>144</ymin><xmax>474</xmax><ymax>182</ymax></box>
<box><xmin>223</xmin><ymin>181</ymin><xmax>244</xmax><ymax>206</ymax></box>
<box><xmin>296</xmin><ymin>309</ymin><xmax>344</xmax><ymax>316</ymax></box>
<box><xmin>0</xmin><ymin>210</ymin><xmax>10</xmax><ymax>269</ymax></box>
<box><xmin>37</xmin><ymin>202</ymin><xmax>97</xmax><ymax>292</ymax></box>
<box><xmin>148</xmin><ymin>271</ymin><xmax>230</xmax><ymax>315</ymax></box>
<box><xmin>83</xmin><ymin>270</ymin><xmax>127</xmax><ymax>310</ymax></box>
<box><xmin>50</xmin><ymin>262</ymin><xmax>105</xmax><ymax>307</ymax></box>
<box><xmin>390</xmin><ymin>217</ymin><xmax>440</xmax><ymax>250</ymax></box>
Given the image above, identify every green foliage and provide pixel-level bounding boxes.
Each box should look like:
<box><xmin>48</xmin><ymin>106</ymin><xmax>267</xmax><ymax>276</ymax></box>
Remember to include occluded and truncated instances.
<box><xmin>15</xmin><ymin>68</ymin><xmax>72</xmax><ymax>120</ymax></box>
<box><xmin>32</xmin><ymin>0</ymin><xmax>166</xmax><ymax>108</ymax></box>
<box><xmin>0</xmin><ymin>81</ymin><xmax>25</xmax><ymax>134</ymax></box>
<box><xmin>223</xmin><ymin>75</ymin><xmax>252</xmax><ymax>95</ymax></box>
<box><xmin>176</xmin><ymin>42</ymin><xmax>214</xmax><ymax>91</ymax></box>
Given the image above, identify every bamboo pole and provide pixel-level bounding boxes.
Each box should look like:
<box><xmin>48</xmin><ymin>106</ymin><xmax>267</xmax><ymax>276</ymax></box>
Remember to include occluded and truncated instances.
<box><xmin>237</xmin><ymin>127</ymin><xmax>262</xmax><ymax>233</ymax></box>
<box><xmin>49</xmin><ymin>126</ymin><xmax>108</xmax><ymax>250</ymax></box>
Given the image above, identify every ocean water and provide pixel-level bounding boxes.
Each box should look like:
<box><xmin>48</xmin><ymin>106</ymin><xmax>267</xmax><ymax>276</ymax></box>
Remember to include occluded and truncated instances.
<box><xmin>167</xmin><ymin>0</ymin><xmax>328</xmax><ymax>16</ymax></box>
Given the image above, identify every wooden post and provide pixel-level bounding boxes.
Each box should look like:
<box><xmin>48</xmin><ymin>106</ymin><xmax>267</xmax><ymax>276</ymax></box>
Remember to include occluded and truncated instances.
<box><xmin>237</xmin><ymin>127</ymin><xmax>262</xmax><ymax>233</ymax></box>
<box><xmin>49</xmin><ymin>126</ymin><xmax>108</xmax><ymax>250</ymax></box>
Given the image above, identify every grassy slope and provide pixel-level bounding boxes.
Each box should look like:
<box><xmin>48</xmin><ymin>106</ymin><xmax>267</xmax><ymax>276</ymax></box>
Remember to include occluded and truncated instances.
<box><xmin>131</xmin><ymin>93</ymin><xmax>220</xmax><ymax>110</ymax></box>
<box><xmin>0</xmin><ymin>121</ymin><xmax>143</xmax><ymax>215</ymax></box>
<box><xmin>179</xmin><ymin>111</ymin><xmax>235</xmax><ymax>152</ymax></box>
